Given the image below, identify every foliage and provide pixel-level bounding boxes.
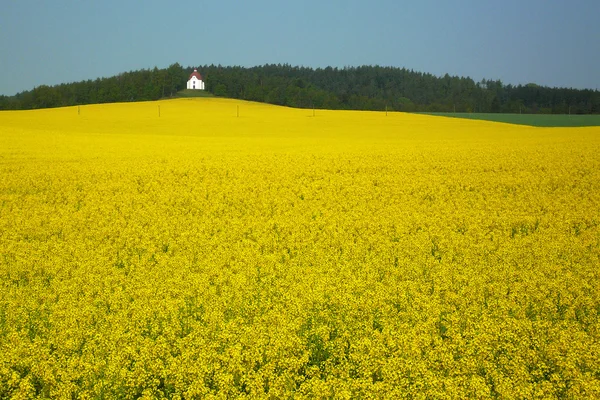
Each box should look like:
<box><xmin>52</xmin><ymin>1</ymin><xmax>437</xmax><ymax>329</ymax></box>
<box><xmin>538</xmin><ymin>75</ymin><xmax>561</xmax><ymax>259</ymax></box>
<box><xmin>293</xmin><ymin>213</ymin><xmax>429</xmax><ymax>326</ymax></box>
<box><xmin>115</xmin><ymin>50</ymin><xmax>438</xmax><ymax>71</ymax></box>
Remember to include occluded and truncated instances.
<box><xmin>1</xmin><ymin>64</ymin><xmax>599</xmax><ymax>115</ymax></box>
<box><xmin>0</xmin><ymin>63</ymin><xmax>189</xmax><ymax>110</ymax></box>
<box><xmin>1</xmin><ymin>99</ymin><xmax>599</xmax><ymax>398</ymax></box>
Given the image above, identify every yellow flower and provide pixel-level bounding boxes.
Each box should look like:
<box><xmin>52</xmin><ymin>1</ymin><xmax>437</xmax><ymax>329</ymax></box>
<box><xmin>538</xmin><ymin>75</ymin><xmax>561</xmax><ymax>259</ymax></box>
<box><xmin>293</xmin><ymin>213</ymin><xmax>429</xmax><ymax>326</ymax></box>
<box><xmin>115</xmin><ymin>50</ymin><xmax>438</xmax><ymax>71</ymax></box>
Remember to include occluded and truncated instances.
<box><xmin>0</xmin><ymin>98</ymin><xmax>599</xmax><ymax>398</ymax></box>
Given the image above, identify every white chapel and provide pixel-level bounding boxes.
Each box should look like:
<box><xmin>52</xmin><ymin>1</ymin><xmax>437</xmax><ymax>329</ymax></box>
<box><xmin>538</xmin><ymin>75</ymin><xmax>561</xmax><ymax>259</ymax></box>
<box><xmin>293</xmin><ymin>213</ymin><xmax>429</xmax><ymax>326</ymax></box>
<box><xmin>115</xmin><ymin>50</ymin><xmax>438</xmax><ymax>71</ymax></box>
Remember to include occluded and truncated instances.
<box><xmin>187</xmin><ymin>69</ymin><xmax>205</xmax><ymax>90</ymax></box>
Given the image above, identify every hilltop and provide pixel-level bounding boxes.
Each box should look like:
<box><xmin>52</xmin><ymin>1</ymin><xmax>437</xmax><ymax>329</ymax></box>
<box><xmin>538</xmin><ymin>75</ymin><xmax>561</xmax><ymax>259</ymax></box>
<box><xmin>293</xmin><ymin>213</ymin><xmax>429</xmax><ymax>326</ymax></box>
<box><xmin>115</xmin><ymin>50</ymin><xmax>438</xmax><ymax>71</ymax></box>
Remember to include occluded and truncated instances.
<box><xmin>1</xmin><ymin>63</ymin><xmax>598</xmax><ymax>115</ymax></box>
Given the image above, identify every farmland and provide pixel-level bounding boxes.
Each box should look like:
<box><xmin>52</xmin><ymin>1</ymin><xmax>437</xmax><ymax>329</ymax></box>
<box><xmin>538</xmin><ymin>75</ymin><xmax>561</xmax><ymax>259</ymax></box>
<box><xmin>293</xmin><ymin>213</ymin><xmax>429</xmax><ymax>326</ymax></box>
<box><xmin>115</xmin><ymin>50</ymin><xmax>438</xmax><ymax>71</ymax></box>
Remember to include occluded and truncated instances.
<box><xmin>1</xmin><ymin>98</ymin><xmax>599</xmax><ymax>399</ymax></box>
<box><xmin>418</xmin><ymin>112</ymin><xmax>600</xmax><ymax>127</ymax></box>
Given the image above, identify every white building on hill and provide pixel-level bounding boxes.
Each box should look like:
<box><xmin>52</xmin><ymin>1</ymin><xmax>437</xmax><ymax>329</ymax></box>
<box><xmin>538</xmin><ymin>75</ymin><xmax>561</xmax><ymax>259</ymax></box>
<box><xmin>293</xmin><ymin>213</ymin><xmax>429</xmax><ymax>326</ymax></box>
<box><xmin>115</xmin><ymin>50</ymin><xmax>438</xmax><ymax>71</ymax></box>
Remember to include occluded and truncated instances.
<box><xmin>187</xmin><ymin>69</ymin><xmax>205</xmax><ymax>90</ymax></box>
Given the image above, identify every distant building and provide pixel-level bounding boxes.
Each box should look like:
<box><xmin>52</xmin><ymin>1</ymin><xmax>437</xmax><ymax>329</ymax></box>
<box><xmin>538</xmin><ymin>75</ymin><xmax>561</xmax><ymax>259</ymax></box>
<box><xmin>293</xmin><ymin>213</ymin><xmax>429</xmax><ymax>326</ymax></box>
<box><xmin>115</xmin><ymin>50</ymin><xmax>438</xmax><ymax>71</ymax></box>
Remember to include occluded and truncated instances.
<box><xmin>187</xmin><ymin>69</ymin><xmax>205</xmax><ymax>90</ymax></box>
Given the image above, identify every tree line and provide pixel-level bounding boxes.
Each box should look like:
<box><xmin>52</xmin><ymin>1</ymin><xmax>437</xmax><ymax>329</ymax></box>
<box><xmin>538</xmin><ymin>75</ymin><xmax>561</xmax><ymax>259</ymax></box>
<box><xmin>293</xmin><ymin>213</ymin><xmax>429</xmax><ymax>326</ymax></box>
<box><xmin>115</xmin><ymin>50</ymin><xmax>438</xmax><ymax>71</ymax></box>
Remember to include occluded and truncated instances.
<box><xmin>1</xmin><ymin>63</ymin><xmax>598</xmax><ymax>114</ymax></box>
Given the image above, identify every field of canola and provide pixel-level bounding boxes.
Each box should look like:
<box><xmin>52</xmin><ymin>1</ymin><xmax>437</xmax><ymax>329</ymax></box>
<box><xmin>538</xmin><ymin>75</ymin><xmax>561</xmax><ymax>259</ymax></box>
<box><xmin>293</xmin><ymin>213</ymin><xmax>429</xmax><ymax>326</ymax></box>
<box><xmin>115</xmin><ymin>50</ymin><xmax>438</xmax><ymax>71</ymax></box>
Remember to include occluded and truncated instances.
<box><xmin>1</xmin><ymin>98</ymin><xmax>599</xmax><ymax>399</ymax></box>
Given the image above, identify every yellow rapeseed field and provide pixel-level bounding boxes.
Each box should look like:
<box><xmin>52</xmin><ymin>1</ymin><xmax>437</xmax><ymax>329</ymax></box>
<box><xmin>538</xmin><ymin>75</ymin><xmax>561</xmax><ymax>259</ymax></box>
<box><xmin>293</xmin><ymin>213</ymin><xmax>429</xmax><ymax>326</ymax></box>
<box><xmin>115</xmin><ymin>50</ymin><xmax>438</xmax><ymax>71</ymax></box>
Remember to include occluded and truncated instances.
<box><xmin>1</xmin><ymin>98</ymin><xmax>599</xmax><ymax>399</ymax></box>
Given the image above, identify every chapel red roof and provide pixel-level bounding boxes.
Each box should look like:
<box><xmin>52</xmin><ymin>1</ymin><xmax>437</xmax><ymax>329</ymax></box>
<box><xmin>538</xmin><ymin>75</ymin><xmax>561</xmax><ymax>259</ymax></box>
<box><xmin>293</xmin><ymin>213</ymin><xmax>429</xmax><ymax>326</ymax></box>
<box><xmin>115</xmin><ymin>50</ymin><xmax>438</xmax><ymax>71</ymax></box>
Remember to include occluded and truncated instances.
<box><xmin>188</xmin><ymin>69</ymin><xmax>203</xmax><ymax>80</ymax></box>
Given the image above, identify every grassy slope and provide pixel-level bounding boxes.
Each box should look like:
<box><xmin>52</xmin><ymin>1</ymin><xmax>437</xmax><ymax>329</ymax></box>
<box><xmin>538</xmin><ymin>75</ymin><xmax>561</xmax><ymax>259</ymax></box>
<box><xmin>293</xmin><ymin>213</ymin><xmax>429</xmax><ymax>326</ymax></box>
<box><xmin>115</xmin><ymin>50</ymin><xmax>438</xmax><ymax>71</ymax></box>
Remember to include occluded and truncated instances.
<box><xmin>418</xmin><ymin>112</ymin><xmax>600</xmax><ymax>127</ymax></box>
<box><xmin>172</xmin><ymin>89</ymin><xmax>215</xmax><ymax>98</ymax></box>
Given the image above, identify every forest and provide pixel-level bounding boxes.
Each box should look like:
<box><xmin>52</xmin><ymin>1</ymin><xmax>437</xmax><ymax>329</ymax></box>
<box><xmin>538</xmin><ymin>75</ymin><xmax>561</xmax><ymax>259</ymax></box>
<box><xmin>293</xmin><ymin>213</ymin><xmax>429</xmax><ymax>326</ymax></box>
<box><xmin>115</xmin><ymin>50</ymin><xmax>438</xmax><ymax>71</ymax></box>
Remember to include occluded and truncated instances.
<box><xmin>1</xmin><ymin>63</ymin><xmax>598</xmax><ymax>114</ymax></box>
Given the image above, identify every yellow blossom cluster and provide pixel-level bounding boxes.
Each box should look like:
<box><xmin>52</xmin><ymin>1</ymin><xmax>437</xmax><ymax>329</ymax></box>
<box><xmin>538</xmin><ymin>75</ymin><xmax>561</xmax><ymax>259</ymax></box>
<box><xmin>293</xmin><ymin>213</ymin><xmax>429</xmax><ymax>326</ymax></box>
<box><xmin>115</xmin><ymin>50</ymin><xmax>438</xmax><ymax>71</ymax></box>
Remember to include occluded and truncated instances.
<box><xmin>1</xmin><ymin>98</ymin><xmax>599</xmax><ymax>399</ymax></box>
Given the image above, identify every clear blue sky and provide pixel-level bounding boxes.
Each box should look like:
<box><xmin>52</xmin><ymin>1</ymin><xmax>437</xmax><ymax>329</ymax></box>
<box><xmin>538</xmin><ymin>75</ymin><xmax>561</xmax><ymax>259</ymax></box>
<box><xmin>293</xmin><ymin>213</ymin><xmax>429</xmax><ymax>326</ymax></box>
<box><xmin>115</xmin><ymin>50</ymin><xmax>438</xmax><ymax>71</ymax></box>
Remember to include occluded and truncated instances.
<box><xmin>1</xmin><ymin>0</ymin><xmax>598</xmax><ymax>95</ymax></box>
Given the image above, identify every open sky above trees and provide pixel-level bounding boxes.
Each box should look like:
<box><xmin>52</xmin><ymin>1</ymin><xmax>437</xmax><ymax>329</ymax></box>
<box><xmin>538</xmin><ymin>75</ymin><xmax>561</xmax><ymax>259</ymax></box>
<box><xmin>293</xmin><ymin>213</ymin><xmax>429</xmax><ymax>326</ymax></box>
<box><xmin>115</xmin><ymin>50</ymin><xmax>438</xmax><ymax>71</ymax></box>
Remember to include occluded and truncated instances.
<box><xmin>1</xmin><ymin>0</ymin><xmax>599</xmax><ymax>96</ymax></box>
